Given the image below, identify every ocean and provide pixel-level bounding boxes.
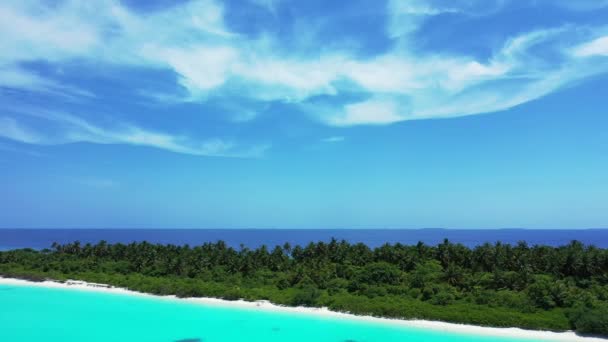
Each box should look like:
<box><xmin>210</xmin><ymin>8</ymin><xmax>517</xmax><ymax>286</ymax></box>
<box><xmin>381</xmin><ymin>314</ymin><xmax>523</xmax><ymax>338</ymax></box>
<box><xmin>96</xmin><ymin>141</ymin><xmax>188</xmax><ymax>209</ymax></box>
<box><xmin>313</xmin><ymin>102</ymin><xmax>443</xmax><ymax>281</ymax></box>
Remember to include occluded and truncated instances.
<box><xmin>0</xmin><ymin>283</ymin><xmax>539</xmax><ymax>342</ymax></box>
<box><xmin>1</xmin><ymin>228</ymin><xmax>607</xmax><ymax>250</ymax></box>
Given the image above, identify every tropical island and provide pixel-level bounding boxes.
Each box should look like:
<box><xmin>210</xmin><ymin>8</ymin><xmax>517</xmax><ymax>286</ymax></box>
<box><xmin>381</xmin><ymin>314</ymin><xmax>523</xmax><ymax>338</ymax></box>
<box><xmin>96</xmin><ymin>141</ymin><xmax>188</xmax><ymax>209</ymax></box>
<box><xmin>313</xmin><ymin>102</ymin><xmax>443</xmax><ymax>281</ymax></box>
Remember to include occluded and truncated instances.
<box><xmin>1</xmin><ymin>239</ymin><xmax>607</xmax><ymax>337</ymax></box>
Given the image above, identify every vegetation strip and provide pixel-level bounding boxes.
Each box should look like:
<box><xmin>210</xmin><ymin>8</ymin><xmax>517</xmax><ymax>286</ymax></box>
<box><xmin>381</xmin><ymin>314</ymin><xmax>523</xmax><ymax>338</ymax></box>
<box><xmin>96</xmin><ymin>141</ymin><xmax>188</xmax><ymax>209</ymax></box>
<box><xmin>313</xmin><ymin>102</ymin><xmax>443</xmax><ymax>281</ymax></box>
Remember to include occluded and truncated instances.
<box><xmin>1</xmin><ymin>239</ymin><xmax>607</xmax><ymax>336</ymax></box>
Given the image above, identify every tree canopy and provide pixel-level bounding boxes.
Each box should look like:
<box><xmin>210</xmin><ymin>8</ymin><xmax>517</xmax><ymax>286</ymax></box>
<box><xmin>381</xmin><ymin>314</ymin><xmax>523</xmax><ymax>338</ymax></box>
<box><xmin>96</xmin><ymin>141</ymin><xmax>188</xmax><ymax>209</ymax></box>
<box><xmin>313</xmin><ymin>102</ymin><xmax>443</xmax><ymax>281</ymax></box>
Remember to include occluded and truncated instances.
<box><xmin>1</xmin><ymin>239</ymin><xmax>607</xmax><ymax>336</ymax></box>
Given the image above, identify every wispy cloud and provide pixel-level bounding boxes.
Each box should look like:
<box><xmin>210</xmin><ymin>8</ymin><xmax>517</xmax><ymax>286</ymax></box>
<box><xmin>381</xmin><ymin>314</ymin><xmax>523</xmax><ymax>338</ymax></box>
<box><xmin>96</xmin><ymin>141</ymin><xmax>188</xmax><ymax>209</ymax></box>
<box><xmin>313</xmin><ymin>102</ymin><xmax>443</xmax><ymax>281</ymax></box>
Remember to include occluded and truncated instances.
<box><xmin>0</xmin><ymin>117</ymin><xmax>43</xmax><ymax>143</ymax></box>
<box><xmin>321</xmin><ymin>136</ymin><xmax>345</xmax><ymax>143</ymax></box>
<box><xmin>303</xmin><ymin>26</ymin><xmax>608</xmax><ymax>126</ymax></box>
<box><xmin>0</xmin><ymin>110</ymin><xmax>269</xmax><ymax>158</ymax></box>
<box><xmin>573</xmin><ymin>36</ymin><xmax>608</xmax><ymax>57</ymax></box>
<box><xmin>1</xmin><ymin>0</ymin><xmax>608</xmax><ymax>128</ymax></box>
<box><xmin>0</xmin><ymin>65</ymin><xmax>96</xmax><ymax>99</ymax></box>
<box><xmin>329</xmin><ymin>99</ymin><xmax>403</xmax><ymax>126</ymax></box>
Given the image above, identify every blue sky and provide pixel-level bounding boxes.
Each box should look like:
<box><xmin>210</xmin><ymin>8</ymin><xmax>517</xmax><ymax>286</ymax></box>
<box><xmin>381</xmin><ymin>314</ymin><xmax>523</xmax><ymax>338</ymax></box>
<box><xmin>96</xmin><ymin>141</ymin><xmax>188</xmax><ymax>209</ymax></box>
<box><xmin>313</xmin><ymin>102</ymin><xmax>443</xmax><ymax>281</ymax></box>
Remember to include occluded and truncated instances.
<box><xmin>1</xmin><ymin>0</ymin><xmax>607</xmax><ymax>228</ymax></box>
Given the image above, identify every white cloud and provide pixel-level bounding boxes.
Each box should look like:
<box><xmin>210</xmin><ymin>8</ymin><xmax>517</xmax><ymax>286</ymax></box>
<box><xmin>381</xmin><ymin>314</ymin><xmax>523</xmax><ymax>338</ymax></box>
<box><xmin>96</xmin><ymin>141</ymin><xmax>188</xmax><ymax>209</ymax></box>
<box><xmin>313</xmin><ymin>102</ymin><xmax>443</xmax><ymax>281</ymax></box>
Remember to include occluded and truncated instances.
<box><xmin>442</xmin><ymin>61</ymin><xmax>510</xmax><ymax>92</ymax></box>
<box><xmin>307</xmin><ymin>26</ymin><xmax>608</xmax><ymax>125</ymax></box>
<box><xmin>0</xmin><ymin>2</ymin><xmax>99</xmax><ymax>64</ymax></box>
<box><xmin>235</xmin><ymin>55</ymin><xmax>343</xmax><ymax>101</ymax></box>
<box><xmin>0</xmin><ymin>67</ymin><xmax>58</xmax><ymax>93</ymax></box>
<box><xmin>158</xmin><ymin>46</ymin><xmax>239</xmax><ymax>94</ymax></box>
<box><xmin>387</xmin><ymin>0</ymin><xmax>461</xmax><ymax>38</ymax></box>
<box><xmin>386</xmin><ymin>0</ymin><xmax>506</xmax><ymax>39</ymax></box>
<box><xmin>321</xmin><ymin>136</ymin><xmax>345</xmax><ymax>143</ymax></box>
<box><xmin>330</xmin><ymin>99</ymin><xmax>403</xmax><ymax>126</ymax></box>
<box><xmin>1</xmin><ymin>0</ymin><xmax>608</xmax><ymax>128</ymax></box>
<box><xmin>0</xmin><ymin>0</ymin><xmax>235</xmax><ymax>93</ymax></box>
<box><xmin>0</xmin><ymin>117</ymin><xmax>43</xmax><ymax>144</ymax></box>
<box><xmin>573</xmin><ymin>36</ymin><xmax>608</xmax><ymax>57</ymax></box>
<box><xmin>0</xmin><ymin>111</ymin><xmax>269</xmax><ymax>158</ymax></box>
<box><xmin>0</xmin><ymin>65</ymin><xmax>95</xmax><ymax>98</ymax></box>
<box><xmin>343</xmin><ymin>56</ymin><xmax>421</xmax><ymax>93</ymax></box>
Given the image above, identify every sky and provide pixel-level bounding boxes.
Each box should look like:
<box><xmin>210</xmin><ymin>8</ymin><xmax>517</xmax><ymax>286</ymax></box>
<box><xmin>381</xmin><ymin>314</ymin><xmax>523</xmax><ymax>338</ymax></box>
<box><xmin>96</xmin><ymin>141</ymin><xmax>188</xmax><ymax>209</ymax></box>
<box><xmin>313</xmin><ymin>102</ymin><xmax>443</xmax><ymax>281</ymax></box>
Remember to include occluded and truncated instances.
<box><xmin>0</xmin><ymin>0</ymin><xmax>607</xmax><ymax>229</ymax></box>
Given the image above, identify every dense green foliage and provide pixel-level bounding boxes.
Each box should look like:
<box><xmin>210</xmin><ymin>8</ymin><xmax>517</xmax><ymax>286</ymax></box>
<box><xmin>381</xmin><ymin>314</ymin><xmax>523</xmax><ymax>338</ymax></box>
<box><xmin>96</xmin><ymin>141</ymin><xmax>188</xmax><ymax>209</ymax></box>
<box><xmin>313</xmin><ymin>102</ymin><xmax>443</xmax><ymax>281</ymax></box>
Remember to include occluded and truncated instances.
<box><xmin>1</xmin><ymin>239</ymin><xmax>607</xmax><ymax>336</ymax></box>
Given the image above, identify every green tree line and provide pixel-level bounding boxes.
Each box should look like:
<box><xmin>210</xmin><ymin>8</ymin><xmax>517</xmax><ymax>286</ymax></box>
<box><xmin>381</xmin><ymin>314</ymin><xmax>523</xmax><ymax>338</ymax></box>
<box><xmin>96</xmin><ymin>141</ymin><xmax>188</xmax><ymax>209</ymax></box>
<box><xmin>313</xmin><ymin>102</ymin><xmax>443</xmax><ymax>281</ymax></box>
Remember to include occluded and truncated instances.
<box><xmin>1</xmin><ymin>239</ymin><xmax>607</xmax><ymax>336</ymax></box>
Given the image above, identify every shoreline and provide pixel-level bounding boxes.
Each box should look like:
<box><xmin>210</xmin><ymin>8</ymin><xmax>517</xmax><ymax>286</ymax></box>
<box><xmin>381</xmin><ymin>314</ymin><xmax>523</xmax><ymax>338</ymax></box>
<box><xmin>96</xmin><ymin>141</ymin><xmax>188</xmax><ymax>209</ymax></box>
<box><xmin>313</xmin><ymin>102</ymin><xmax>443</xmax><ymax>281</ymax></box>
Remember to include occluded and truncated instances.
<box><xmin>1</xmin><ymin>277</ymin><xmax>606</xmax><ymax>341</ymax></box>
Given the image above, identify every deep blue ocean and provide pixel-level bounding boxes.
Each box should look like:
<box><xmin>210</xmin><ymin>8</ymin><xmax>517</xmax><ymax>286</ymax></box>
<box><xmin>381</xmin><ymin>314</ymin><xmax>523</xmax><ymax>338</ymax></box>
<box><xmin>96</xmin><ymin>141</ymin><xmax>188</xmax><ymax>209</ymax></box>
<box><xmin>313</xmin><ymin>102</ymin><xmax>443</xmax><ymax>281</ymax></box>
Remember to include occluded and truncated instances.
<box><xmin>1</xmin><ymin>229</ymin><xmax>607</xmax><ymax>250</ymax></box>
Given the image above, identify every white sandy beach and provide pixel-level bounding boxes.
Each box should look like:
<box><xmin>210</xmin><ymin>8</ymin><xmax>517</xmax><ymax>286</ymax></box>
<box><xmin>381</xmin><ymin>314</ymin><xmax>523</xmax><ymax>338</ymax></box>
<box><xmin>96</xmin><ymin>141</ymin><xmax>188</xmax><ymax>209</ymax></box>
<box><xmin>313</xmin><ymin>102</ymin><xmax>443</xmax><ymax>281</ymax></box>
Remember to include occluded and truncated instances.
<box><xmin>1</xmin><ymin>276</ymin><xmax>605</xmax><ymax>342</ymax></box>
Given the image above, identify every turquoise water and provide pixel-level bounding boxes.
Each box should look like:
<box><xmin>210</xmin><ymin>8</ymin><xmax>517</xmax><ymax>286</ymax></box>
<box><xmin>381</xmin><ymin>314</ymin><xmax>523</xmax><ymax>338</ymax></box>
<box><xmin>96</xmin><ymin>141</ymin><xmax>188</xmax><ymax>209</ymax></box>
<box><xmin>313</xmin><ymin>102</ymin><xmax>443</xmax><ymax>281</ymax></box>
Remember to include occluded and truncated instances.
<box><xmin>0</xmin><ymin>284</ymin><xmax>540</xmax><ymax>342</ymax></box>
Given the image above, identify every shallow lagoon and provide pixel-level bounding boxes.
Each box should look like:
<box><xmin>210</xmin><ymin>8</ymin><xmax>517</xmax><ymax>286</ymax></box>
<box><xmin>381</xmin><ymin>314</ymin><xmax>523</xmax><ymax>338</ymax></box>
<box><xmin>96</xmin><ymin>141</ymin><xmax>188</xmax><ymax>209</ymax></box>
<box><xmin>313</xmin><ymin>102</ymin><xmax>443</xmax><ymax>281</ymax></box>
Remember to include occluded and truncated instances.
<box><xmin>0</xmin><ymin>284</ymin><xmax>541</xmax><ymax>342</ymax></box>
